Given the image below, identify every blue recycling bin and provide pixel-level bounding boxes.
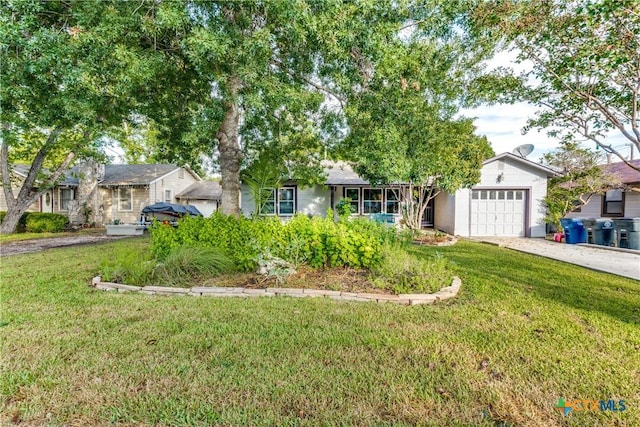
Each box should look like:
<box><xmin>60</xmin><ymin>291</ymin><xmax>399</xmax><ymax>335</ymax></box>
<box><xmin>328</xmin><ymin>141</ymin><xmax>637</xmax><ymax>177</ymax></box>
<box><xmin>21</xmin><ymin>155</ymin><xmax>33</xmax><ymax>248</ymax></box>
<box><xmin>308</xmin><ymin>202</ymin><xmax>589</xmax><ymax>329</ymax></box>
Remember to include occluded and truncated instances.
<box><xmin>593</xmin><ymin>219</ymin><xmax>615</xmax><ymax>246</ymax></box>
<box><xmin>562</xmin><ymin>218</ymin><xmax>587</xmax><ymax>244</ymax></box>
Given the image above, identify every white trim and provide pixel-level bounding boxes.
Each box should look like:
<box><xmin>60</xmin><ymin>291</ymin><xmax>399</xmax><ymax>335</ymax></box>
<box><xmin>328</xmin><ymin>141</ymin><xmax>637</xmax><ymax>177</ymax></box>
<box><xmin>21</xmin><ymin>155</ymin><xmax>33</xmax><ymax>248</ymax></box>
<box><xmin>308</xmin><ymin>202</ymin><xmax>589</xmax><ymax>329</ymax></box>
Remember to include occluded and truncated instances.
<box><xmin>344</xmin><ymin>187</ymin><xmax>361</xmax><ymax>215</ymax></box>
<box><xmin>277</xmin><ymin>187</ymin><xmax>296</xmax><ymax>216</ymax></box>
<box><xmin>483</xmin><ymin>152</ymin><xmax>559</xmax><ymax>177</ymax></box>
<box><xmin>164</xmin><ymin>188</ymin><xmax>173</xmax><ymax>203</ymax></box>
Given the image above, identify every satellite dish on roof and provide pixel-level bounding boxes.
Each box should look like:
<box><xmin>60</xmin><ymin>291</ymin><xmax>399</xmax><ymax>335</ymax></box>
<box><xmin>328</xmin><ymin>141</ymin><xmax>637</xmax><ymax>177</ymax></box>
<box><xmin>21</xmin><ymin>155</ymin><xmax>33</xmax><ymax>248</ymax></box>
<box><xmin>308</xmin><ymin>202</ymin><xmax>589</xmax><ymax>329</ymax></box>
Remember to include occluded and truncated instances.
<box><xmin>513</xmin><ymin>144</ymin><xmax>534</xmax><ymax>158</ymax></box>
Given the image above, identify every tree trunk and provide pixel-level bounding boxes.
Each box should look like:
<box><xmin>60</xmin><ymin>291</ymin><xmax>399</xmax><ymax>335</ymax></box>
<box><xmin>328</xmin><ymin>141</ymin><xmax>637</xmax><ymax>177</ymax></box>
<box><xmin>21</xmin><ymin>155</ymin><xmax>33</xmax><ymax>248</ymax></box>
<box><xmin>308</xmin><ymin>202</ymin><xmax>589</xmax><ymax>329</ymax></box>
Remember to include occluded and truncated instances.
<box><xmin>217</xmin><ymin>77</ymin><xmax>243</xmax><ymax>217</ymax></box>
<box><xmin>0</xmin><ymin>129</ymin><xmax>77</xmax><ymax>234</ymax></box>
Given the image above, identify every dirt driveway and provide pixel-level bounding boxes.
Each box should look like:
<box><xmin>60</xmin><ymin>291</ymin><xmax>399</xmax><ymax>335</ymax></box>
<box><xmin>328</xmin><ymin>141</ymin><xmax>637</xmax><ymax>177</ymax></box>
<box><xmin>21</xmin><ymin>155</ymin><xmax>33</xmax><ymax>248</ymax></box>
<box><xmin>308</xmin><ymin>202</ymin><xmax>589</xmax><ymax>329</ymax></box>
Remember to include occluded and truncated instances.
<box><xmin>0</xmin><ymin>234</ymin><xmax>130</xmax><ymax>257</ymax></box>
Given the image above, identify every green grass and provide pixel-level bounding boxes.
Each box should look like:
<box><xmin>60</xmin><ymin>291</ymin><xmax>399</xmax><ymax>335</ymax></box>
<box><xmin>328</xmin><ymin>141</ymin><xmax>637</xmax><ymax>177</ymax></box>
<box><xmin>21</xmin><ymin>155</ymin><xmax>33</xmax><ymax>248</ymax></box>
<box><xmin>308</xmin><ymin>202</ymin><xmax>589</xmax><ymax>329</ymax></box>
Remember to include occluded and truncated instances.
<box><xmin>0</xmin><ymin>228</ymin><xmax>104</xmax><ymax>243</ymax></box>
<box><xmin>1</xmin><ymin>238</ymin><xmax>638</xmax><ymax>426</ymax></box>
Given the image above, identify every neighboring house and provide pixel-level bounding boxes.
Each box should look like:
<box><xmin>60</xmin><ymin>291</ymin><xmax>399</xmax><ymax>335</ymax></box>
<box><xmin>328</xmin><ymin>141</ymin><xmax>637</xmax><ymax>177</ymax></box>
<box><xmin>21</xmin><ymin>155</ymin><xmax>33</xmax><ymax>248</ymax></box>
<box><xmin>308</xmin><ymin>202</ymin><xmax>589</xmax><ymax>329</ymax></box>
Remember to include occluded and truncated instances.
<box><xmin>241</xmin><ymin>153</ymin><xmax>556</xmax><ymax>237</ymax></box>
<box><xmin>176</xmin><ymin>181</ymin><xmax>222</xmax><ymax>217</ymax></box>
<box><xmin>1</xmin><ymin>163</ymin><xmax>201</xmax><ymax>225</ymax></box>
<box><xmin>566</xmin><ymin>159</ymin><xmax>640</xmax><ymax>220</ymax></box>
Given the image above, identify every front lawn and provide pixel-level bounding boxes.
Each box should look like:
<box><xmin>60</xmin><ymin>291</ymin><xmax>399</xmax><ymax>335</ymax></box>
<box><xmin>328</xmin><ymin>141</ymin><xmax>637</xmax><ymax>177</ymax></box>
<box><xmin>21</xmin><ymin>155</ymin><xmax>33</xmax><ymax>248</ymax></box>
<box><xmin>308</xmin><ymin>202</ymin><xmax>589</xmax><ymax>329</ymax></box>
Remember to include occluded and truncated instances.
<box><xmin>1</xmin><ymin>238</ymin><xmax>638</xmax><ymax>426</ymax></box>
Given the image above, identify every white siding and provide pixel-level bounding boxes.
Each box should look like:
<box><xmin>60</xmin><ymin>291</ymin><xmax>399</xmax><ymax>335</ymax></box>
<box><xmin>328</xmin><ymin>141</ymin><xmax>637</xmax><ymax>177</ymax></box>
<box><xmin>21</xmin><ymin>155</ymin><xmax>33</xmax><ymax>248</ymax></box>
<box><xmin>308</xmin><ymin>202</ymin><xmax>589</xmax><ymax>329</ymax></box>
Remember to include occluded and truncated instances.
<box><xmin>297</xmin><ymin>185</ymin><xmax>330</xmax><ymax>216</ymax></box>
<box><xmin>149</xmin><ymin>169</ymin><xmax>199</xmax><ymax>204</ymax></box>
<box><xmin>434</xmin><ymin>191</ymin><xmax>456</xmax><ymax>235</ymax></box>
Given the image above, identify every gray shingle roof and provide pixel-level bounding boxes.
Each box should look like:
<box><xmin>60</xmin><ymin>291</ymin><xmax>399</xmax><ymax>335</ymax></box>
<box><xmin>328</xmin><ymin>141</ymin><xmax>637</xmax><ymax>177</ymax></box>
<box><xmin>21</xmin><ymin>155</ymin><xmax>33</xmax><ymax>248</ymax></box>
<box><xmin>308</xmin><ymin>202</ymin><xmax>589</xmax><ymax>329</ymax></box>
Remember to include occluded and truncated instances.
<box><xmin>176</xmin><ymin>181</ymin><xmax>222</xmax><ymax>201</ymax></box>
<box><xmin>323</xmin><ymin>161</ymin><xmax>370</xmax><ymax>185</ymax></box>
<box><xmin>100</xmin><ymin>164</ymin><xmax>181</xmax><ymax>186</ymax></box>
<box><xmin>12</xmin><ymin>164</ymin><xmax>80</xmax><ymax>186</ymax></box>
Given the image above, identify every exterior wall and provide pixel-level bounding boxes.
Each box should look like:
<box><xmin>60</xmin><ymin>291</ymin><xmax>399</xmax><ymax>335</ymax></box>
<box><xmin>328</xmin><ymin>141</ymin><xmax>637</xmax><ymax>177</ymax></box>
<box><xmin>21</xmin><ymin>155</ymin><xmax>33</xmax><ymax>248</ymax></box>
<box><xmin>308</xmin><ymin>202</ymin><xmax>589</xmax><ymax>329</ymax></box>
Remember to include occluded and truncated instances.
<box><xmin>149</xmin><ymin>169</ymin><xmax>199</xmax><ymax>204</ymax></box>
<box><xmin>566</xmin><ymin>195</ymin><xmax>603</xmax><ymax>219</ymax></box>
<box><xmin>240</xmin><ymin>185</ymin><xmax>331</xmax><ymax>218</ymax></box>
<box><xmin>298</xmin><ymin>185</ymin><xmax>331</xmax><ymax>216</ymax></box>
<box><xmin>567</xmin><ymin>192</ymin><xmax>640</xmax><ymax>219</ymax></box>
<box><xmin>181</xmin><ymin>199</ymin><xmax>219</xmax><ymax>217</ymax></box>
<box><xmin>434</xmin><ymin>191</ymin><xmax>456</xmax><ymax>235</ymax></box>
<box><xmin>450</xmin><ymin>157</ymin><xmax>550</xmax><ymax>237</ymax></box>
<box><xmin>626</xmin><ymin>192</ymin><xmax>640</xmax><ymax>217</ymax></box>
<box><xmin>101</xmin><ymin>187</ymin><xmax>149</xmax><ymax>225</ymax></box>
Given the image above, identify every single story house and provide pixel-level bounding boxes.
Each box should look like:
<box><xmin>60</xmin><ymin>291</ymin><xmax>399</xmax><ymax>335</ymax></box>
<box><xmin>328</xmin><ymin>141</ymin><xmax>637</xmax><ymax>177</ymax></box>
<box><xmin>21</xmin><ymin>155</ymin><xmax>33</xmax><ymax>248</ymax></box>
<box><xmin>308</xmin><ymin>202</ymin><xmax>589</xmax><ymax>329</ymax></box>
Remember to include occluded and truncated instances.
<box><xmin>565</xmin><ymin>159</ymin><xmax>640</xmax><ymax>220</ymax></box>
<box><xmin>1</xmin><ymin>162</ymin><xmax>201</xmax><ymax>225</ymax></box>
<box><xmin>240</xmin><ymin>153</ymin><xmax>557</xmax><ymax>237</ymax></box>
<box><xmin>176</xmin><ymin>181</ymin><xmax>222</xmax><ymax>217</ymax></box>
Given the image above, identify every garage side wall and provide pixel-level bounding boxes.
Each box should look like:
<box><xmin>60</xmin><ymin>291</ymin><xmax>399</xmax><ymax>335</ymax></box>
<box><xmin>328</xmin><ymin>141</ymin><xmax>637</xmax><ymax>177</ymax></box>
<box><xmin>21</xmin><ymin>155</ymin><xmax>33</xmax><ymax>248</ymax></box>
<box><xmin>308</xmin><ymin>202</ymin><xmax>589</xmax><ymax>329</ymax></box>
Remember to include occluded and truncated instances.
<box><xmin>434</xmin><ymin>192</ymin><xmax>456</xmax><ymax>234</ymax></box>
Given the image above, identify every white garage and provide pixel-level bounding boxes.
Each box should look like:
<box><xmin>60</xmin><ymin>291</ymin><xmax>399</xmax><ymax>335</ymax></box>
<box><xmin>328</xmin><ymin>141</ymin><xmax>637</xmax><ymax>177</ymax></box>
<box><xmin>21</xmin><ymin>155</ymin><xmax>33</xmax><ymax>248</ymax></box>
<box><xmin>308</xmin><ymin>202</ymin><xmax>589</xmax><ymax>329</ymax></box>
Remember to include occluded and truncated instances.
<box><xmin>435</xmin><ymin>152</ymin><xmax>557</xmax><ymax>238</ymax></box>
<box><xmin>470</xmin><ymin>189</ymin><xmax>527</xmax><ymax>236</ymax></box>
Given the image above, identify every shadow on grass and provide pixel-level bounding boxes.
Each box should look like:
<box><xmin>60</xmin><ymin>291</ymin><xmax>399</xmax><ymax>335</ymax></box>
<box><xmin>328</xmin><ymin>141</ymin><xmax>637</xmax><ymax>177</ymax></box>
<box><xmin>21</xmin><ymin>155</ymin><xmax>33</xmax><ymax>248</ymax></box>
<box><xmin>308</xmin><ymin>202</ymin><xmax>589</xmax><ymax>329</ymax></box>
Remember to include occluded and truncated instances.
<box><xmin>411</xmin><ymin>241</ymin><xmax>640</xmax><ymax>325</ymax></box>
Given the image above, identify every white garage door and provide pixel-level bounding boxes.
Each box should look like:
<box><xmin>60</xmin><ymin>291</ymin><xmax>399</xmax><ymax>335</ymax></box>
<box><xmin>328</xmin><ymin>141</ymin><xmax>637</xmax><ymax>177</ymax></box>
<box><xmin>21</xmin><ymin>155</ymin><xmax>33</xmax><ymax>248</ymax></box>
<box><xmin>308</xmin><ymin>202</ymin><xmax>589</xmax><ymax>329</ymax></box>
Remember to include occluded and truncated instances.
<box><xmin>470</xmin><ymin>189</ymin><xmax>526</xmax><ymax>236</ymax></box>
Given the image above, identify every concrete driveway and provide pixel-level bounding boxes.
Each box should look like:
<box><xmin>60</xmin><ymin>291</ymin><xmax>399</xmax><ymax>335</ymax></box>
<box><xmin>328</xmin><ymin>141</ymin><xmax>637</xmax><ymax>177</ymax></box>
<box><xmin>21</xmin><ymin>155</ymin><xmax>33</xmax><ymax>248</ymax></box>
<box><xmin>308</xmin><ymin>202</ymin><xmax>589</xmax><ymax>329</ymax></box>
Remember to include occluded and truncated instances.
<box><xmin>474</xmin><ymin>237</ymin><xmax>640</xmax><ymax>281</ymax></box>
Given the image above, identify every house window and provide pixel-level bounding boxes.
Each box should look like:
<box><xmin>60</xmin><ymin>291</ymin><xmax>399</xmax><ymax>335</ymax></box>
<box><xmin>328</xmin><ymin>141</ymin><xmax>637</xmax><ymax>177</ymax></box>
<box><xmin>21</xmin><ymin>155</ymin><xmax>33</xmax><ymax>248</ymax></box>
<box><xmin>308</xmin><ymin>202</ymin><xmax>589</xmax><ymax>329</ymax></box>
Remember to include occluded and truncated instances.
<box><xmin>278</xmin><ymin>187</ymin><xmax>295</xmax><ymax>216</ymax></box>
<box><xmin>602</xmin><ymin>189</ymin><xmax>624</xmax><ymax>217</ymax></box>
<box><xmin>59</xmin><ymin>188</ymin><xmax>74</xmax><ymax>210</ymax></box>
<box><xmin>260</xmin><ymin>187</ymin><xmax>295</xmax><ymax>216</ymax></box>
<box><xmin>119</xmin><ymin>188</ymin><xmax>133</xmax><ymax>211</ymax></box>
<box><xmin>386</xmin><ymin>189</ymin><xmax>400</xmax><ymax>214</ymax></box>
<box><xmin>164</xmin><ymin>189</ymin><xmax>172</xmax><ymax>203</ymax></box>
<box><xmin>260</xmin><ymin>189</ymin><xmax>276</xmax><ymax>215</ymax></box>
<box><xmin>345</xmin><ymin>188</ymin><xmax>360</xmax><ymax>214</ymax></box>
<box><xmin>363</xmin><ymin>188</ymin><xmax>382</xmax><ymax>214</ymax></box>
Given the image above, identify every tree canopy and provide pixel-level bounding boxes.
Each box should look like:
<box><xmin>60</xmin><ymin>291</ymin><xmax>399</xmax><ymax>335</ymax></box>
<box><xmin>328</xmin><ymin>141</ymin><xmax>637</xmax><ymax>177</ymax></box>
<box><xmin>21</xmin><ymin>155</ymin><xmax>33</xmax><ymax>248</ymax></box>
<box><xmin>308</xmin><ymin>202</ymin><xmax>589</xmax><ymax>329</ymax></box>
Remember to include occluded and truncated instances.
<box><xmin>472</xmin><ymin>0</ymin><xmax>640</xmax><ymax>171</ymax></box>
<box><xmin>542</xmin><ymin>141</ymin><xmax>618</xmax><ymax>230</ymax></box>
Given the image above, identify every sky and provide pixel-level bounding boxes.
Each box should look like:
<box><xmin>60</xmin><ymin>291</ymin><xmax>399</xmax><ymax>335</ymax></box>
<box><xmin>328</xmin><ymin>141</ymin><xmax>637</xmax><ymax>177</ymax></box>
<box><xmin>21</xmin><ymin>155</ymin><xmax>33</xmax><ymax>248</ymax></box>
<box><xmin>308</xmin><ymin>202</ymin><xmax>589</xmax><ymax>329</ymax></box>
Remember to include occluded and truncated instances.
<box><xmin>460</xmin><ymin>51</ymin><xmax>633</xmax><ymax>163</ymax></box>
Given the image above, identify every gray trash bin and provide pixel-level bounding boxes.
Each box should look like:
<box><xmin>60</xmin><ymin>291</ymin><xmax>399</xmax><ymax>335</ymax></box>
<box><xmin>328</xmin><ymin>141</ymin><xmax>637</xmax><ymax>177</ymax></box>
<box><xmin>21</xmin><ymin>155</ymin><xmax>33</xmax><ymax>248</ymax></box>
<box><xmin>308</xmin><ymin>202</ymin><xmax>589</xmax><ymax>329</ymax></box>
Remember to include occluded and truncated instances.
<box><xmin>593</xmin><ymin>219</ymin><xmax>615</xmax><ymax>246</ymax></box>
<box><xmin>581</xmin><ymin>218</ymin><xmax>596</xmax><ymax>244</ymax></box>
<box><xmin>613</xmin><ymin>218</ymin><xmax>640</xmax><ymax>250</ymax></box>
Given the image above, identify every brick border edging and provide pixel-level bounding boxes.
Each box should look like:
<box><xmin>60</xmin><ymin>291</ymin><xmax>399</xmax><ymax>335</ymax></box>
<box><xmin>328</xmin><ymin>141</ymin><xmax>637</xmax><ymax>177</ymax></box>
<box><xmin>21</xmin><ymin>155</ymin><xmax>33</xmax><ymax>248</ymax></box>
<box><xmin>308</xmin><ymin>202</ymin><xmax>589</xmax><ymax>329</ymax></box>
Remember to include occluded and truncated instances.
<box><xmin>90</xmin><ymin>276</ymin><xmax>461</xmax><ymax>306</ymax></box>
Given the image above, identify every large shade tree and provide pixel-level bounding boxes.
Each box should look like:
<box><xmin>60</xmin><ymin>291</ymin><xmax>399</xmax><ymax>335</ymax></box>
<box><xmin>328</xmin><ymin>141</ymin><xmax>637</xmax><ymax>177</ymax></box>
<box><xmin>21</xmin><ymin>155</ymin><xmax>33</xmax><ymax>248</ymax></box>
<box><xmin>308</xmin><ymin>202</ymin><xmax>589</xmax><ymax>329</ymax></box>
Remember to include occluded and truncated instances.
<box><xmin>472</xmin><ymin>0</ymin><xmax>640</xmax><ymax>172</ymax></box>
<box><xmin>0</xmin><ymin>0</ymin><xmax>199</xmax><ymax>233</ymax></box>
<box><xmin>175</xmin><ymin>0</ymin><xmax>407</xmax><ymax>216</ymax></box>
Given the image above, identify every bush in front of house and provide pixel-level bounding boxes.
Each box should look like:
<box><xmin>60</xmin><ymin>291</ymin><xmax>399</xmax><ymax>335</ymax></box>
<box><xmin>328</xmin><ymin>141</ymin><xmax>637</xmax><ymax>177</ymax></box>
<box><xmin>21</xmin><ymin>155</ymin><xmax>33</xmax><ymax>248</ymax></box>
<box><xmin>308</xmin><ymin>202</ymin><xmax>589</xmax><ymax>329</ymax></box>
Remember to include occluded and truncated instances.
<box><xmin>149</xmin><ymin>212</ymin><xmax>398</xmax><ymax>272</ymax></box>
<box><xmin>24</xmin><ymin>213</ymin><xmax>68</xmax><ymax>233</ymax></box>
<box><xmin>0</xmin><ymin>211</ymin><xmax>68</xmax><ymax>233</ymax></box>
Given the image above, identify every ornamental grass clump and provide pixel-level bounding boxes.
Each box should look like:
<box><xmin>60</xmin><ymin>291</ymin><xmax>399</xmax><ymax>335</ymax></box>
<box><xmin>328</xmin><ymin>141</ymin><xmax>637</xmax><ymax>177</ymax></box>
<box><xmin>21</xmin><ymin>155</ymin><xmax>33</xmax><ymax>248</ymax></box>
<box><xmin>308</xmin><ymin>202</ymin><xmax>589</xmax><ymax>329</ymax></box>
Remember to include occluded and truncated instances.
<box><xmin>153</xmin><ymin>245</ymin><xmax>234</xmax><ymax>287</ymax></box>
<box><xmin>370</xmin><ymin>245</ymin><xmax>452</xmax><ymax>294</ymax></box>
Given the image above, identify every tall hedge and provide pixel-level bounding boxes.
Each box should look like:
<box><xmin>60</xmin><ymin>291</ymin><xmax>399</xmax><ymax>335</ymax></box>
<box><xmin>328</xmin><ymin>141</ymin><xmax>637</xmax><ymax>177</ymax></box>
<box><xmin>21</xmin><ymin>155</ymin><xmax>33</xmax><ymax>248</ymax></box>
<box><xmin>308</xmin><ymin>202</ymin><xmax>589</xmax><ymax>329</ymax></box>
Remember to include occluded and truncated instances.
<box><xmin>150</xmin><ymin>212</ymin><xmax>397</xmax><ymax>272</ymax></box>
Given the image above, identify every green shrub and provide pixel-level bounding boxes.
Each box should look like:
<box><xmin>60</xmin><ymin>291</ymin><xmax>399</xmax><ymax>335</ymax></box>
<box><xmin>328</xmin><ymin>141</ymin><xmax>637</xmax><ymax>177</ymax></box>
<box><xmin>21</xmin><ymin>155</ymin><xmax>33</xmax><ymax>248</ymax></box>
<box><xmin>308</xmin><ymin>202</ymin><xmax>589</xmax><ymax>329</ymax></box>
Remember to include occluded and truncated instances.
<box><xmin>24</xmin><ymin>213</ymin><xmax>68</xmax><ymax>233</ymax></box>
<box><xmin>370</xmin><ymin>245</ymin><xmax>452</xmax><ymax>294</ymax></box>
<box><xmin>150</xmin><ymin>212</ymin><xmax>400</xmax><ymax>272</ymax></box>
<box><xmin>99</xmin><ymin>247</ymin><xmax>156</xmax><ymax>286</ymax></box>
<box><xmin>154</xmin><ymin>245</ymin><xmax>234</xmax><ymax>286</ymax></box>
